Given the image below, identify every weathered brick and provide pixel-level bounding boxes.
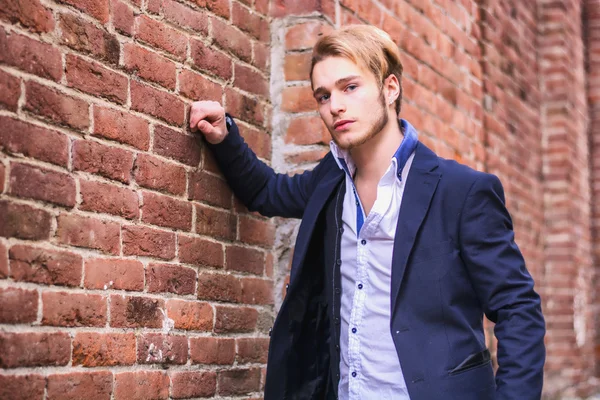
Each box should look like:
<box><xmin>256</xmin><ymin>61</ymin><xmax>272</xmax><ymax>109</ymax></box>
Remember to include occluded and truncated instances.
<box><xmin>66</xmin><ymin>54</ymin><xmax>128</xmax><ymax>104</ymax></box>
<box><xmin>0</xmin><ymin>201</ymin><xmax>52</xmax><ymax>241</ymax></box>
<box><xmin>137</xmin><ymin>333</ymin><xmax>188</xmax><ymax>364</ymax></box>
<box><xmin>154</xmin><ymin>125</ymin><xmax>202</xmax><ymax>166</ymax></box>
<box><xmin>131</xmin><ymin>81</ymin><xmax>185</xmax><ymax>126</ymax></box>
<box><xmin>42</xmin><ymin>292</ymin><xmax>107</xmax><ymax>327</ymax></box>
<box><xmin>253</xmin><ymin>41</ymin><xmax>269</xmax><ymax>72</ymax></box>
<box><xmin>123</xmin><ymin>43</ymin><xmax>177</xmax><ymax>90</ymax></box>
<box><xmin>226</xmin><ymin>245</ymin><xmax>264</xmax><ymax>275</ymax></box>
<box><xmin>0</xmin><ymin>287</ymin><xmax>38</xmax><ymax>324</ymax></box>
<box><xmin>84</xmin><ymin>258</ymin><xmax>144</xmax><ymax>291</ymax></box>
<box><xmin>60</xmin><ymin>0</ymin><xmax>109</xmax><ymax>23</ymax></box>
<box><xmin>136</xmin><ymin>15</ymin><xmax>187</xmax><ymax>59</ymax></box>
<box><xmin>110</xmin><ymin>295</ymin><xmax>164</xmax><ymax>328</ymax></box>
<box><xmin>190</xmin><ymin>39</ymin><xmax>233</xmax><ymax>80</ymax></box>
<box><xmin>0</xmin><ymin>332</ymin><xmax>70</xmax><ymax>368</ymax></box>
<box><xmin>114</xmin><ymin>371</ymin><xmax>169</xmax><ymax>400</ymax></box>
<box><xmin>0</xmin><ymin>0</ymin><xmax>54</xmax><ymax>33</ymax></box>
<box><xmin>217</xmin><ymin>368</ymin><xmax>261</xmax><ymax>396</ymax></box>
<box><xmin>225</xmin><ymin>88</ymin><xmax>264</xmax><ymax>126</ymax></box>
<box><xmin>197</xmin><ymin>271</ymin><xmax>241</xmax><ymax>302</ymax></box>
<box><xmin>93</xmin><ymin>106</ymin><xmax>150</xmax><ymax>150</ymax></box>
<box><xmin>195</xmin><ymin>0</ymin><xmax>230</xmax><ymax>18</ymax></box>
<box><xmin>179</xmin><ymin>69</ymin><xmax>222</xmax><ymax>102</ymax></box>
<box><xmin>80</xmin><ymin>179</ymin><xmax>139</xmax><ymax>220</ymax></box>
<box><xmin>285</xmin><ymin>21</ymin><xmax>332</xmax><ymax>50</ymax></box>
<box><xmin>239</xmin><ymin>215</ymin><xmax>275</xmax><ymax>247</ymax></box>
<box><xmin>163</xmin><ymin>0</ymin><xmax>208</xmax><ymax>35</ymax></box>
<box><xmin>178</xmin><ymin>235</ymin><xmax>224</xmax><ymax>268</ymax></box>
<box><xmin>190</xmin><ymin>337</ymin><xmax>235</xmax><ymax>365</ymax></box>
<box><xmin>166</xmin><ymin>299</ymin><xmax>213</xmax><ymax>331</ymax></box>
<box><xmin>112</xmin><ymin>0</ymin><xmax>134</xmax><ymax>35</ymax></box>
<box><xmin>189</xmin><ymin>171</ymin><xmax>233</xmax><ymax>208</ymax></box>
<box><xmin>0</xmin><ymin>29</ymin><xmax>61</xmax><ymax>81</ymax></box>
<box><xmin>0</xmin><ymin>241</ymin><xmax>7</xmax><ymax>278</ymax></box>
<box><xmin>9</xmin><ymin>245</ymin><xmax>82</xmax><ymax>287</ymax></box>
<box><xmin>241</xmin><ymin>277</ymin><xmax>273</xmax><ymax>305</ymax></box>
<box><xmin>73</xmin><ymin>139</ymin><xmax>134</xmax><ymax>183</ymax></box>
<box><xmin>147</xmin><ymin>263</ymin><xmax>196</xmax><ymax>295</ymax></box>
<box><xmin>0</xmin><ymin>374</ymin><xmax>45</xmax><ymax>400</ymax></box>
<box><xmin>237</xmin><ymin>337</ymin><xmax>270</xmax><ymax>363</ymax></box>
<box><xmin>232</xmin><ymin>2</ymin><xmax>269</xmax><ymax>41</ymax></box>
<box><xmin>9</xmin><ymin>162</ymin><xmax>76</xmax><ymax>208</ymax></box>
<box><xmin>134</xmin><ymin>154</ymin><xmax>186</xmax><ymax>195</ymax></box>
<box><xmin>285</xmin><ymin>115</ymin><xmax>328</xmax><ymax>145</ymax></box>
<box><xmin>147</xmin><ymin>0</ymin><xmax>161</xmax><ymax>13</ymax></box>
<box><xmin>234</xmin><ymin>63</ymin><xmax>269</xmax><ymax>97</ymax></box>
<box><xmin>284</xmin><ymin>52</ymin><xmax>311</xmax><ymax>81</ymax></box>
<box><xmin>24</xmin><ymin>81</ymin><xmax>89</xmax><ymax>130</ymax></box>
<box><xmin>122</xmin><ymin>225</ymin><xmax>176</xmax><ymax>260</ymax></box>
<box><xmin>73</xmin><ymin>332</ymin><xmax>136</xmax><ymax>367</ymax></box>
<box><xmin>47</xmin><ymin>371</ymin><xmax>113</xmax><ymax>400</ymax></box>
<box><xmin>195</xmin><ymin>204</ymin><xmax>237</xmax><ymax>240</ymax></box>
<box><xmin>0</xmin><ymin>69</ymin><xmax>20</xmax><ymax>111</ymax></box>
<box><xmin>56</xmin><ymin>214</ymin><xmax>120</xmax><ymax>255</ymax></box>
<box><xmin>281</xmin><ymin>85</ymin><xmax>316</xmax><ymax>112</ymax></box>
<box><xmin>59</xmin><ymin>13</ymin><xmax>120</xmax><ymax>65</ymax></box>
<box><xmin>141</xmin><ymin>191</ymin><xmax>193</xmax><ymax>230</ymax></box>
<box><xmin>255</xmin><ymin>0</ymin><xmax>269</xmax><ymax>14</ymax></box>
<box><xmin>239</xmin><ymin>124</ymin><xmax>272</xmax><ymax>159</ymax></box>
<box><xmin>215</xmin><ymin>305</ymin><xmax>258</xmax><ymax>333</ymax></box>
<box><xmin>170</xmin><ymin>371</ymin><xmax>217</xmax><ymax>399</ymax></box>
<box><xmin>212</xmin><ymin>18</ymin><xmax>252</xmax><ymax>63</ymax></box>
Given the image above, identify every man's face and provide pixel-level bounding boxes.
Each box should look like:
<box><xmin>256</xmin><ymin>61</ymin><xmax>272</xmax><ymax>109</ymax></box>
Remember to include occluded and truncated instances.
<box><xmin>312</xmin><ymin>56</ymin><xmax>388</xmax><ymax>150</ymax></box>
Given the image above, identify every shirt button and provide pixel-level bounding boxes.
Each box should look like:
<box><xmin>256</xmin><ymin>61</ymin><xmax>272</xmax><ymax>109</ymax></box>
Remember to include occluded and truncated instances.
<box><xmin>361</xmin><ymin>239</ymin><xmax>367</xmax><ymax>245</ymax></box>
<box><xmin>352</xmin><ymin>372</ymin><xmax>357</xmax><ymax>378</ymax></box>
<box><xmin>358</xmin><ymin>283</ymin><xmax>363</xmax><ymax>290</ymax></box>
<box><xmin>336</xmin><ymin>259</ymin><xmax>342</xmax><ymax>265</ymax></box>
<box><xmin>355</xmin><ymin>201</ymin><xmax>359</xmax><ymax>206</ymax></box>
<box><xmin>339</xmin><ymin>227</ymin><xmax>344</xmax><ymax>234</ymax></box>
<box><xmin>352</xmin><ymin>328</ymin><xmax>357</xmax><ymax>334</ymax></box>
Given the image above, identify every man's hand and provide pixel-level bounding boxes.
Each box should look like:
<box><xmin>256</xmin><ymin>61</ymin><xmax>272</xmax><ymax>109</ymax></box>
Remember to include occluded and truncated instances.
<box><xmin>189</xmin><ymin>101</ymin><xmax>228</xmax><ymax>144</ymax></box>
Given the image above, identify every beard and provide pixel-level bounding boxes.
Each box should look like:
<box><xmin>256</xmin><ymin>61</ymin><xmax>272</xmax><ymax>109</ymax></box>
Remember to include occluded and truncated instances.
<box><xmin>331</xmin><ymin>90</ymin><xmax>389</xmax><ymax>150</ymax></box>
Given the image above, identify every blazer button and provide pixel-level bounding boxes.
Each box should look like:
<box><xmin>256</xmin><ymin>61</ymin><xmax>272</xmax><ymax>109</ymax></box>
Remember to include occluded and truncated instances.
<box><xmin>336</xmin><ymin>259</ymin><xmax>341</xmax><ymax>265</ymax></box>
<box><xmin>268</xmin><ymin>328</ymin><xmax>272</xmax><ymax>336</ymax></box>
<box><xmin>334</xmin><ymin>317</ymin><xmax>340</xmax><ymax>324</ymax></box>
<box><xmin>335</xmin><ymin>288</ymin><xmax>340</xmax><ymax>294</ymax></box>
<box><xmin>285</xmin><ymin>284</ymin><xmax>289</xmax><ymax>292</ymax></box>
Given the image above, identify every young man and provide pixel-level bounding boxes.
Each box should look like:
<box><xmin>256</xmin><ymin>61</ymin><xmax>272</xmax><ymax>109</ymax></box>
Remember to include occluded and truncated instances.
<box><xmin>190</xmin><ymin>25</ymin><xmax>545</xmax><ymax>400</ymax></box>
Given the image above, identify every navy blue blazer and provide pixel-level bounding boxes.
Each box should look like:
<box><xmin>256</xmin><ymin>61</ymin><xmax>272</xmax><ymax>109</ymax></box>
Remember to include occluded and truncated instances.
<box><xmin>208</xmin><ymin>117</ymin><xmax>546</xmax><ymax>400</ymax></box>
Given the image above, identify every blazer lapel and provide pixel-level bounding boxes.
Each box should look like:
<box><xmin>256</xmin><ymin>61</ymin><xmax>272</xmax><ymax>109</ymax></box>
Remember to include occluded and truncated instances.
<box><xmin>391</xmin><ymin>142</ymin><xmax>441</xmax><ymax>315</ymax></box>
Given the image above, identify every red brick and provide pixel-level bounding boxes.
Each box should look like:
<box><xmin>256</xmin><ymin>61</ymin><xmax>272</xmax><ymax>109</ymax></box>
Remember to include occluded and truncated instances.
<box><xmin>84</xmin><ymin>258</ymin><xmax>144</xmax><ymax>291</ymax></box>
<box><xmin>134</xmin><ymin>154</ymin><xmax>186</xmax><ymax>195</ymax></box>
<box><xmin>73</xmin><ymin>332</ymin><xmax>136</xmax><ymax>366</ymax></box>
<box><xmin>239</xmin><ymin>124</ymin><xmax>272</xmax><ymax>159</ymax></box>
<box><xmin>285</xmin><ymin>115</ymin><xmax>328</xmax><ymax>145</ymax></box>
<box><xmin>147</xmin><ymin>263</ymin><xmax>196</xmax><ymax>295</ymax></box>
<box><xmin>66</xmin><ymin>54</ymin><xmax>128</xmax><ymax>104</ymax></box>
<box><xmin>212</xmin><ymin>18</ymin><xmax>252</xmax><ymax>63</ymax></box>
<box><xmin>0</xmin><ymin>30</ymin><xmax>61</xmax><ymax>81</ymax></box>
<box><xmin>9</xmin><ymin>245</ymin><xmax>82</xmax><ymax>286</ymax></box>
<box><xmin>0</xmin><ymin>201</ymin><xmax>52</xmax><ymax>240</ymax></box>
<box><xmin>234</xmin><ymin>63</ymin><xmax>269</xmax><ymax>96</ymax></box>
<box><xmin>1</xmin><ymin>0</ymin><xmax>54</xmax><ymax>33</ymax></box>
<box><xmin>0</xmin><ymin>116</ymin><xmax>69</xmax><ymax>166</ymax></box>
<box><xmin>241</xmin><ymin>277</ymin><xmax>273</xmax><ymax>305</ymax></box>
<box><xmin>0</xmin><ymin>163</ymin><xmax>4</xmax><ymax>194</ymax></box>
<box><xmin>0</xmin><ymin>332</ymin><xmax>70</xmax><ymax>368</ymax></box>
<box><xmin>253</xmin><ymin>41</ymin><xmax>270</xmax><ymax>72</ymax></box>
<box><xmin>215</xmin><ymin>305</ymin><xmax>258</xmax><ymax>333</ymax></box>
<box><xmin>110</xmin><ymin>294</ymin><xmax>164</xmax><ymax>328</ymax></box>
<box><xmin>73</xmin><ymin>139</ymin><xmax>134</xmax><ymax>183</ymax></box>
<box><xmin>281</xmin><ymin>85</ymin><xmax>316</xmax><ymax>112</ymax></box>
<box><xmin>136</xmin><ymin>15</ymin><xmax>187</xmax><ymax>59</ymax></box>
<box><xmin>189</xmin><ymin>171</ymin><xmax>233</xmax><ymax>208</ymax></box>
<box><xmin>239</xmin><ymin>216</ymin><xmax>275</xmax><ymax>247</ymax></box>
<box><xmin>0</xmin><ymin>374</ymin><xmax>45</xmax><ymax>400</ymax></box>
<box><xmin>0</xmin><ymin>287</ymin><xmax>38</xmax><ymax>324</ymax></box>
<box><xmin>170</xmin><ymin>371</ymin><xmax>217</xmax><ymax>399</ymax></box>
<box><xmin>123</xmin><ymin>43</ymin><xmax>177</xmax><ymax>90</ymax></box>
<box><xmin>237</xmin><ymin>337</ymin><xmax>270</xmax><ymax>363</ymax></box>
<box><xmin>217</xmin><ymin>368</ymin><xmax>261</xmax><ymax>396</ymax></box>
<box><xmin>197</xmin><ymin>0</ymin><xmax>230</xmax><ymax>19</ymax></box>
<box><xmin>131</xmin><ymin>81</ymin><xmax>185</xmax><ymax>126</ymax></box>
<box><xmin>114</xmin><ymin>371</ymin><xmax>169</xmax><ymax>400</ymax></box>
<box><xmin>141</xmin><ymin>191</ymin><xmax>193</xmax><ymax>230</ymax></box>
<box><xmin>163</xmin><ymin>0</ymin><xmax>208</xmax><ymax>35</ymax></box>
<box><xmin>154</xmin><ymin>125</ymin><xmax>202</xmax><ymax>166</ymax></box>
<box><xmin>0</xmin><ymin>241</ymin><xmax>7</xmax><ymax>278</ymax></box>
<box><xmin>285</xmin><ymin>21</ymin><xmax>332</xmax><ymax>50</ymax></box>
<box><xmin>0</xmin><ymin>69</ymin><xmax>20</xmax><ymax>111</ymax></box>
<box><xmin>60</xmin><ymin>0</ymin><xmax>109</xmax><ymax>23</ymax></box>
<box><xmin>24</xmin><ymin>81</ymin><xmax>89</xmax><ymax>130</ymax></box>
<box><xmin>179</xmin><ymin>235</ymin><xmax>224</xmax><ymax>268</ymax></box>
<box><xmin>195</xmin><ymin>204</ymin><xmax>237</xmax><ymax>240</ymax></box>
<box><xmin>9</xmin><ymin>162</ymin><xmax>76</xmax><ymax>208</ymax></box>
<box><xmin>93</xmin><ymin>106</ymin><xmax>150</xmax><ymax>150</ymax></box>
<box><xmin>166</xmin><ymin>298</ymin><xmax>212</xmax><ymax>331</ymax></box>
<box><xmin>225</xmin><ymin>88</ymin><xmax>264</xmax><ymax>126</ymax></box>
<box><xmin>255</xmin><ymin>0</ymin><xmax>269</xmax><ymax>14</ymax></box>
<box><xmin>179</xmin><ymin>69</ymin><xmax>222</xmax><ymax>101</ymax></box>
<box><xmin>284</xmin><ymin>52</ymin><xmax>311</xmax><ymax>81</ymax></box>
<box><xmin>80</xmin><ymin>179</ymin><xmax>139</xmax><ymax>219</ymax></box>
<box><xmin>147</xmin><ymin>0</ymin><xmax>161</xmax><ymax>13</ymax></box>
<box><xmin>197</xmin><ymin>271</ymin><xmax>241</xmax><ymax>302</ymax></box>
<box><xmin>59</xmin><ymin>13</ymin><xmax>120</xmax><ymax>65</ymax></box>
<box><xmin>226</xmin><ymin>245</ymin><xmax>264</xmax><ymax>275</ymax></box>
<box><xmin>56</xmin><ymin>214</ymin><xmax>120</xmax><ymax>255</ymax></box>
<box><xmin>122</xmin><ymin>225</ymin><xmax>176</xmax><ymax>260</ymax></box>
<box><xmin>112</xmin><ymin>0</ymin><xmax>135</xmax><ymax>35</ymax></box>
<box><xmin>42</xmin><ymin>292</ymin><xmax>106</xmax><ymax>327</ymax></box>
<box><xmin>190</xmin><ymin>39</ymin><xmax>233</xmax><ymax>80</ymax></box>
<box><xmin>190</xmin><ymin>337</ymin><xmax>235</xmax><ymax>365</ymax></box>
<box><xmin>47</xmin><ymin>372</ymin><xmax>113</xmax><ymax>400</ymax></box>
<box><xmin>137</xmin><ymin>333</ymin><xmax>188</xmax><ymax>364</ymax></box>
<box><xmin>232</xmin><ymin>2</ymin><xmax>269</xmax><ymax>41</ymax></box>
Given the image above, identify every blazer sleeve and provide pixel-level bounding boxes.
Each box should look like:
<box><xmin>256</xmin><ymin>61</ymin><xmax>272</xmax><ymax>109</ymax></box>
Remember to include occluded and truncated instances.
<box><xmin>205</xmin><ymin>116</ymin><xmax>327</xmax><ymax>219</ymax></box>
<box><xmin>458</xmin><ymin>173</ymin><xmax>546</xmax><ymax>400</ymax></box>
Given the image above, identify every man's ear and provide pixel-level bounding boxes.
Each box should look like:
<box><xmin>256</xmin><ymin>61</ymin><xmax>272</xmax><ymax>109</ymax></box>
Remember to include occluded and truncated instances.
<box><xmin>383</xmin><ymin>74</ymin><xmax>400</xmax><ymax>105</ymax></box>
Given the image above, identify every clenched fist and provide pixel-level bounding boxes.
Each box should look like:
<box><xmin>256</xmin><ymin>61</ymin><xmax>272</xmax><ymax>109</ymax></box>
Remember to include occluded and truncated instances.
<box><xmin>189</xmin><ymin>101</ymin><xmax>228</xmax><ymax>144</ymax></box>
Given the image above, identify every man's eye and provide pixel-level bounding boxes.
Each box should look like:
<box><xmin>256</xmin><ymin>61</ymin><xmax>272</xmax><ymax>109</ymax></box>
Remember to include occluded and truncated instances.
<box><xmin>346</xmin><ymin>84</ymin><xmax>357</xmax><ymax>91</ymax></box>
<box><xmin>318</xmin><ymin>94</ymin><xmax>330</xmax><ymax>103</ymax></box>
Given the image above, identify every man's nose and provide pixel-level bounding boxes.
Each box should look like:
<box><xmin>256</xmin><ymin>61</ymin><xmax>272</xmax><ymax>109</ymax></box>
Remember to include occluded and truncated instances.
<box><xmin>329</xmin><ymin>93</ymin><xmax>346</xmax><ymax>115</ymax></box>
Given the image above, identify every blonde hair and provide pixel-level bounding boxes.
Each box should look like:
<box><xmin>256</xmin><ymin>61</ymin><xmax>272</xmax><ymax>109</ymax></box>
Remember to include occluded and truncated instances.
<box><xmin>310</xmin><ymin>25</ymin><xmax>404</xmax><ymax>113</ymax></box>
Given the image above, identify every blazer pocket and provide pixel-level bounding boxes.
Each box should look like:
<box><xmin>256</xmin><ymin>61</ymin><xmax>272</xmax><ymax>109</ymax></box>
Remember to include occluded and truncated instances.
<box><xmin>410</xmin><ymin>239</ymin><xmax>455</xmax><ymax>265</ymax></box>
<box><xmin>448</xmin><ymin>349</ymin><xmax>491</xmax><ymax>376</ymax></box>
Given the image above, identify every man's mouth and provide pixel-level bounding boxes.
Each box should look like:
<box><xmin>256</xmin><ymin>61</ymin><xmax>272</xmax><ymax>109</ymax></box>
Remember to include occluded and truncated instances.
<box><xmin>333</xmin><ymin>120</ymin><xmax>354</xmax><ymax>131</ymax></box>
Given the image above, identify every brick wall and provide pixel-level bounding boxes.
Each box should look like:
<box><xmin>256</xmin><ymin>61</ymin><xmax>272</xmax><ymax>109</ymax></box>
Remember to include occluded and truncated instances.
<box><xmin>0</xmin><ymin>0</ymin><xmax>274</xmax><ymax>398</ymax></box>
